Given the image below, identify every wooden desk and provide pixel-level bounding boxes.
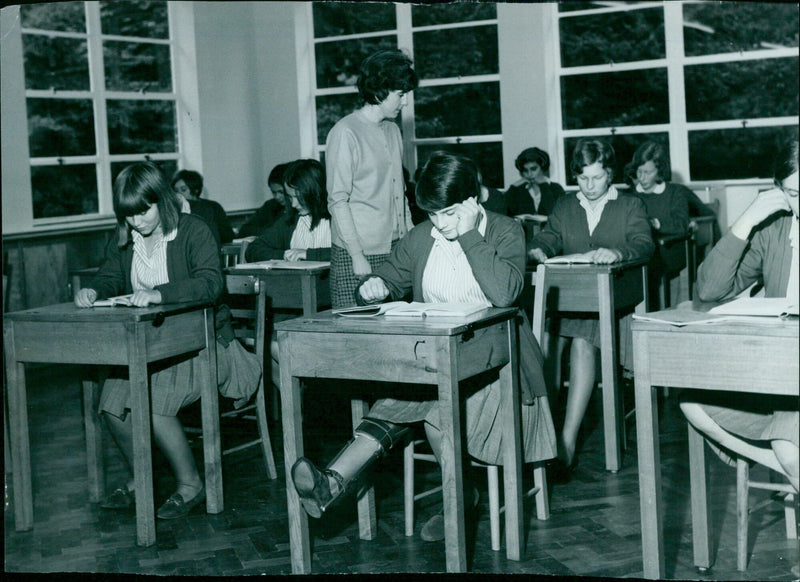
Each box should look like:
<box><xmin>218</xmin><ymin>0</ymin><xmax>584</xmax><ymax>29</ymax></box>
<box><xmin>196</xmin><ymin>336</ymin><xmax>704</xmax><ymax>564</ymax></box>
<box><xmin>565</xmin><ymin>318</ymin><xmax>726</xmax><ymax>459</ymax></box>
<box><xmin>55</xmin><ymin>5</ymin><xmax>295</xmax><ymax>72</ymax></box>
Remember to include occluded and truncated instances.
<box><xmin>531</xmin><ymin>260</ymin><xmax>648</xmax><ymax>472</ymax></box>
<box><xmin>632</xmin><ymin>312</ymin><xmax>799</xmax><ymax>579</ymax></box>
<box><xmin>275</xmin><ymin>307</ymin><xmax>524</xmax><ymax>573</ymax></box>
<box><xmin>227</xmin><ymin>263</ymin><xmax>330</xmax><ymax>316</ymax></box>
<box><xmin>3</xmin><ymin>301</ymin><xmax>223</xmax><ymax>547</ymax></box>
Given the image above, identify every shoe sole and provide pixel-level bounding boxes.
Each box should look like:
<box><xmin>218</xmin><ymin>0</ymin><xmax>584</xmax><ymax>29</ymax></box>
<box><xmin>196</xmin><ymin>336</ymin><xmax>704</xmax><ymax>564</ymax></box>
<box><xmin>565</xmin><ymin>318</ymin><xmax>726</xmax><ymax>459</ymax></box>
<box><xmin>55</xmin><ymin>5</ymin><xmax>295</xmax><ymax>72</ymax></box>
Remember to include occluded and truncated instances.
<box><xmin>291</xmin><ymin>461</ymin><xmax>323</xmax><ymax>518</ymax></box>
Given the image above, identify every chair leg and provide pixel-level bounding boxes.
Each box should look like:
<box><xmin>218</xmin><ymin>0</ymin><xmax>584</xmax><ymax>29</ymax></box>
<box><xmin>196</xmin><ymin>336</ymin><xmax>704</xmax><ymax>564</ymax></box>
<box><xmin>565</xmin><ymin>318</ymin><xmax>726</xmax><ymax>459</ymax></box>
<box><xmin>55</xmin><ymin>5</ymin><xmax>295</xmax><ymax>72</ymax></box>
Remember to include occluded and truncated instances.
<box><xmin>404</xmin><ymin>440</ymin><xmax>415</xmax><ymax>537</ymax></box>
<box><xmin>737</xmin><ymin>458</ymin><xmax>749</xmax><ymax>571</ymax></box>
<box><xmin>254</xmin><ymin>380</ymin><xmax>277</xmax><ymax>480</ymax></box>
<box><xmin>784</xmin><ymin>493</ymin><xmax>797</xmax><ymax>540</ymax></box>
<box><xmin>487</xmin><ymin>465</ymin><xmax>501</xmax><ymax>552</ymax></box>
<box><xmin>533</xmin><ymin>461</ymin><xmax>550</xmax><ymax>520</ymax></box>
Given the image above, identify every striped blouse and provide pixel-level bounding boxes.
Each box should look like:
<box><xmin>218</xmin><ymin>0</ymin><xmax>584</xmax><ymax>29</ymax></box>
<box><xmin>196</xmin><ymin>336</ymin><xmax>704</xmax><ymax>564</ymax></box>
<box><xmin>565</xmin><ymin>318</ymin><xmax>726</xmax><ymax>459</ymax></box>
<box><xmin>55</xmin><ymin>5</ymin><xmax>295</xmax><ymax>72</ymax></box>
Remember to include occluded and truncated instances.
<box><xmin>289</xmin><ymin>215</ymin><xmax>331</xmax><ymax>251</ymax></box>
<box><xmin>130</xmin><ymin>227</ymin><xmax>177</xmax><ymax>291</ymax></box>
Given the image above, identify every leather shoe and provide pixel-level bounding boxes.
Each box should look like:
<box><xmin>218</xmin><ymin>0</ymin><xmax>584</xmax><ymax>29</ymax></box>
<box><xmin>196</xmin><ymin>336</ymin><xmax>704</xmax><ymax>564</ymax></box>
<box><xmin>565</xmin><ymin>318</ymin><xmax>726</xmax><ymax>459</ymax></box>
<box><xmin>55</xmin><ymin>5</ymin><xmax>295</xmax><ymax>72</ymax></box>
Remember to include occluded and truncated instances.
<box><xmin>100</xmin><ymin>486</ymin><xmax>135</xmax><ymax>509</ymax></box>
<box><xmin>547</xmin><ymin>457</ymin><xmax>578</xmax><ymax>484</ymax></box>
<box><xmin>156</xmin><ymin>487</ymin><xmax>205</xmax><ymax>520</ymax></box>
<box><xmin>291</xmin><ymin>457</ymin><xmax>343</xmax><ymax>519</ymax></box>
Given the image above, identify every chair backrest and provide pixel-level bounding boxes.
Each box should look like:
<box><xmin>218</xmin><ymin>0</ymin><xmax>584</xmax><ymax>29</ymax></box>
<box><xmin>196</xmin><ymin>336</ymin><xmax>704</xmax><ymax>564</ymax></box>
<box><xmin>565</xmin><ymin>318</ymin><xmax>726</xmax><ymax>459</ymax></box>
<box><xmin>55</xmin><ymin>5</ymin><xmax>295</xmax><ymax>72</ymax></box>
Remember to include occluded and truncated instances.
<box><xmin>221</xmin><ymin>243</ymin><xmax>242</xmax><ymax>268</ymax></box>
<box><xmin>224</xmin><ymin>274</ymin><xmax>263</xmax><ymax>350</ymax></box>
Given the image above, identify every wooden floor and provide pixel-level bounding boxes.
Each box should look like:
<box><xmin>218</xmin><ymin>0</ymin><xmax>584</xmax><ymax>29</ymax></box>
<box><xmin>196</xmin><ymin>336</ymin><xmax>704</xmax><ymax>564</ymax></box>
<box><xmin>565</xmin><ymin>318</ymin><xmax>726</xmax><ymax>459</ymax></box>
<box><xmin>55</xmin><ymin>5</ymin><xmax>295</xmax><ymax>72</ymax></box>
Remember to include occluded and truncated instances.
<box><xmin>4</xmin><ymin>364</ymin><xmax>798</xmax><ymax>579</ymax></box>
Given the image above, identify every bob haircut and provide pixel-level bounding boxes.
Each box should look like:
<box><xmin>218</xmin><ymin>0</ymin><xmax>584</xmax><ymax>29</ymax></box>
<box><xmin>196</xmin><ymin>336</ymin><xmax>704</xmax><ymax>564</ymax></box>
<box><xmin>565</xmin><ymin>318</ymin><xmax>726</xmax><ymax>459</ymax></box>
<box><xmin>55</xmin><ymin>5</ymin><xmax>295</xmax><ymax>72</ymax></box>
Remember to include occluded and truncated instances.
<box><xmin>357</xmin><ymin>49</ymin><xmax>418</xmax><ymax>106</ymax></box>
<box><xmin>283</xmin><ymin>159</ymin><xmax>330</xmax><ymax>230</ymax></box>
<box><xmin>624</xmin><ymin>141</ymin><xmax>670</xmax><ymax>185</ymax></box>
<box><xmin>515</xmin><ymin>147</ymin><xmax>551</xmax><ymax>174</ymax></box>
<box><xmin>171</xmin><ymin>169</ymin><xmax>204</xmax><ymax>197</ymax></box>
<box><xmin>268</xmin><ymin>162</ymin><xmax>289</xmax><ymax>187</ymax></box>
<box><xmin>570</xmin><ymin>139</ymin><xmax>616</xmax><ymax>182</ymax></box>
<box><xmin>774</xmin><ymin>137</ymin><xmax>799</xmax><ymax>184</ymax></box>
<box><xmin>113</xmin><ymin>162</ymin><xmax>182</xmax><ymax>247</ymax></box>
<box><xmin>415</xmin><ymin>151</ymin><xmax>481</xmax><ymax>214</ymax></box>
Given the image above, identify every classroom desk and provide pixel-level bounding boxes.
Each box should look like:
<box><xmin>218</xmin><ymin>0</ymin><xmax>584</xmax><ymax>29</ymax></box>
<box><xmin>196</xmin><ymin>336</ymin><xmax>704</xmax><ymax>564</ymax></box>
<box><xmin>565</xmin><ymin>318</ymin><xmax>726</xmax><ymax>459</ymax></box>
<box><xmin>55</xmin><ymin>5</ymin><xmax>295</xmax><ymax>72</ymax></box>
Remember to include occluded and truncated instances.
<box><xmin>227</xmin><ymin>263</ymin><xmax>330</xmax><ymax>316</ymax></box>
<box><xmin>3</xmin><ymin>300</ymin><xmax>223</xmax><ymax>547</ymax></box>
<box><xmin>632</xmin><ymin>309</ymin><xmax>799</xmax><ymax>579</ymax></box>
<box><xmin>531</xmin><ymin>259</ymin><xmax>648</xmax><ymax>472</ymax></box>
<box><xmin>275</xmin><ymin>307</ymin><xmax>524</xmax><ymax>573</ymax></box>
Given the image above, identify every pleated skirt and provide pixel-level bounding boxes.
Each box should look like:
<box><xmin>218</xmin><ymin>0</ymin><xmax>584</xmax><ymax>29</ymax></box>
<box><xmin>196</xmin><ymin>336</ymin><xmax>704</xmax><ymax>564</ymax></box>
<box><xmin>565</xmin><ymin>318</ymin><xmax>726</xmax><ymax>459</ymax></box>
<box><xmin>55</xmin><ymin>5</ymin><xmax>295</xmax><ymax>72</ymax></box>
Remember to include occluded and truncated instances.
<box><xmin>695</xmin><ymin>392</ymin><xmax>799</xmax><ymax>448</ymax></box>
<box><xmin>550</xmin><ymin>312</ymin><xmax>634</xmax><ymax>372</ymax></box>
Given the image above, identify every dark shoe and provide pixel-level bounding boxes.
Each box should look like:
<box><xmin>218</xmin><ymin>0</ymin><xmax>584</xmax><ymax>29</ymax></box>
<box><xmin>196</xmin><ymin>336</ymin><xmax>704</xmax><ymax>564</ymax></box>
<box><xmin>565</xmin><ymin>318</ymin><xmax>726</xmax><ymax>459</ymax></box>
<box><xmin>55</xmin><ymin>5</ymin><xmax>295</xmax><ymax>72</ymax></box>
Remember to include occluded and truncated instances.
<box><xmin>420</xmin><ymin>487</ymin><xmax>479</xmax><ymax>543</ymax></box>
<box><xmin>547</xmin><ymin>457</ymin><xmax>578</xmax><ymax>485</ymax></box>
<box><xmin>100</xmin><ymin>486</ymin><xmax>135</xmax><ymax>509</ymax></box>
<box><xmin>291</xmin><ymin>457</ymin><xmax>344</xmax><ymax>519</ymax></box>
<box><xmin>156</xmin><ymin>487</ymin><xmax>205</xmax><ymax>520</ymax></box>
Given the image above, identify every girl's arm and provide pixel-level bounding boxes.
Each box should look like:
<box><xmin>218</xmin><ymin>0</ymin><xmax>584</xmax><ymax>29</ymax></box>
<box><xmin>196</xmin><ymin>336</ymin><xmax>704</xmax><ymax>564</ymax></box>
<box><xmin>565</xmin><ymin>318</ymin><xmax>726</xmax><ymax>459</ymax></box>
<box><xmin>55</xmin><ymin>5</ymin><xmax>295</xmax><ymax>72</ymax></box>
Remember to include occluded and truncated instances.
<box><xmin>617</xmin><ymin>198</ymin><xmax>656</xmax><ymax>262</ymax></box>
<box><xmin>655</xmin><ymin>186</ymin><xmax>690</xmax><ymax>236</ymax></box>
<box><xmin>696</xmin><ymin>229</ymin><xmax>765</xmax><ymax>302</ymax></box>
<box><xmin>156</xmin><ymin>219</ymin><xmax>224</xmax><ymax>303</ymax></box>
<box><xmin>244</xmin><ymin>219</ymin><xmax>295</xmax><ymax>261</ymax></box>
<box><xmin>528</xmin><ymin>202</ymin><xmax>565</xmax><ymax>258</ymax></box>
<box><xmin>365</xmin><ymin>230</ymin><xmax>417</xmax><ymax>301</ymax></box>
<box><xmin>88</xmin><ymin>233</ymin><xmax>128</xmax><ymax>299</ymax></box>
<box><xmin>461</xmin><ymin>219</ymin><xmax>526</xmax><ymax>307</ymax></box>
<box><xmin>326</xmin><ymin>127</ymin><xmax>363</xmax><ymax>258</ymax></box>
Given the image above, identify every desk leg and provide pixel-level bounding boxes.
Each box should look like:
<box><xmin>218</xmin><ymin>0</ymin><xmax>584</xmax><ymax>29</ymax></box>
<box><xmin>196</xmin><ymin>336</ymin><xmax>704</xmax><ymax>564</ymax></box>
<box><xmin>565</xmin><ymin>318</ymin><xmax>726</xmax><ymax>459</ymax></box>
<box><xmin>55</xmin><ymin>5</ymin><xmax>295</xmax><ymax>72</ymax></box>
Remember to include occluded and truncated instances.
<box><xmin>278</xmin><ymin>331</ymin><xmax>311</xmax><ymax>574</ymax></box>
<box><xmin>687</xmin><ymin>422</ymin><xmax>712</xmax><ymax>570</ymax></box>
<box><xmin>351</xmin><ymin>398</ymin><xmax>377</xmax><ymax>540</ymax></box>
<box><xmin>633</xmin><ymin>332</ymin><xmax>665</xmax><ymax>579</ymax></box>
<box><xmin>437</xmin><ymin>336</ymin><xmax>467</xmax><ymax>573</ymax></box>
<box><xmin>82</xmin><ymin>375</ymin><xmax>104</xmax><ymax>503</ymax></box>
<box><xmin>4</xmin><ymin>322</ymin><xmax>33</xmax><ymax>531</ymax></box>
<box><xmin>200</xmin><ymin>308</ymin><xmax>223</xmax><ymax>514</ymax></box>
<box><xmin>127</xmin><ymin>323</ymin><xmax>156</xmax><ymax>547</ymax></box>
<box><xmin>597</xmin><ymin>273</ymin><xmax>621</xmax><ymax>472</ymax></box>
<box><xmin>500</xmin><ymin>321</ymin><xmax>524</xmax><ymax>561</ymax></box>
<box><xmin>300</xmin><ymin>274</ymin><xmax>317</xmax><ymax>316</ymax></box>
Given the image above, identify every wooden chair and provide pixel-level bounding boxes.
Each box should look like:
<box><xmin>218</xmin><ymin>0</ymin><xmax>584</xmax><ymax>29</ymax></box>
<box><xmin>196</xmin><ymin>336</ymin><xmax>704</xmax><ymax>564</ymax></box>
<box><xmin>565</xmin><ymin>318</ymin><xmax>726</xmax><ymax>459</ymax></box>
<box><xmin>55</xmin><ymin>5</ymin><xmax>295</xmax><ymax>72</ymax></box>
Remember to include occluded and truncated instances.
<box><xmin>185</xmin><ymin>273</ymin><xmax>277</xmax><ymax>479</ymax></box>
<box><xmin>654</xmin><ymin>232</ymin><xmax>693</xmax><ymax>308</ymax></box>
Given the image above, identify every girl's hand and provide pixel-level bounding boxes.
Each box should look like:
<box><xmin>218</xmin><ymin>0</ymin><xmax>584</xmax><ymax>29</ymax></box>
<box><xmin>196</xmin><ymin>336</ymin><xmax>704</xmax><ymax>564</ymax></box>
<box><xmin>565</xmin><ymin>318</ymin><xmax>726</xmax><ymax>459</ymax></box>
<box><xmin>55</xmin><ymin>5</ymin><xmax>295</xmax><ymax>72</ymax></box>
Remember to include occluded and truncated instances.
<box><xmin>456</xmin><ymin>197</ymin><xmax>481</xmax><ymax>236</ymax></box>
<box><xmin>527</xmin><ymin>247</ymin><xmax>548</xmax><ymax>263</ymax></box>
<box><xmin>74</xmin><ymin>288</ymin><xmax>97</xmax><ymax>308</ymax></box>
<box><xmin>284</xmin><ymin>249</ymin><xmax>307</xmax><ymax>261</ymax></box>
<box><xmin>358</xmin><ymin>276</ymin><xmax>390</xmax><ymax>303</ymax></box>
<box><xmin>128</xmin><ymin>289</ymin><xmax>162</xmax><ymax>307</ymax></box>
<box><xmin>650</xmin><ymin>218</ymin><xmax>661</xmax><ymax>230</ymax></box>
<box><xmin>731</xmin><ymin>187</ymin><xmax>792</xmax><ymax>240</ymax></box>
<box><xmin>590</xmin><ymin>248</ymin><xmax>623</xmax><ymax>264</ymax></box>
<box><xmin>351</xmin><ymin>253</ymin><xmax>372</xmax><ymax>277</ymax></box>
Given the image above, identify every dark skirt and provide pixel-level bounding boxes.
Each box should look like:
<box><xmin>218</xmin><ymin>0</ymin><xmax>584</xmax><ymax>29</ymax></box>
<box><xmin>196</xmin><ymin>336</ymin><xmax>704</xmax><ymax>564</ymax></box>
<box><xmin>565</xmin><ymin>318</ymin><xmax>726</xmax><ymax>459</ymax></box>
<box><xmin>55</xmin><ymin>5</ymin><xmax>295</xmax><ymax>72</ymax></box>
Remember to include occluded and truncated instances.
<box><xmin>550</xmin><ymin>312</ymin><xmax>634</xmax><ymax>371</ymax></box>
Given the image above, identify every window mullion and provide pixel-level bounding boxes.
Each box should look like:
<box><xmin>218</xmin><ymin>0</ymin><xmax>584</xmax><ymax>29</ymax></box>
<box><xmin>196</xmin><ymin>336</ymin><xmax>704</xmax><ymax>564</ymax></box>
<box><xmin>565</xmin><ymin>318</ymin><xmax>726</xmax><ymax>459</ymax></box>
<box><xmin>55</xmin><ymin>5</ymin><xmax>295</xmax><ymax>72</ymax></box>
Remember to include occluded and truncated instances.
<box><xmin>396</xmin><ymin>3</ymin><xmax>415</xmax><ymax>174</ymax></box>
<box><xmin>85</xmin><ymin>1</ymin><xmax>112</xmax><ymax>215</ymax></box>
<box><xmin>664</xmin><ymin>1</ymin><xmax>690</xmax><ymax>182</ymax></box>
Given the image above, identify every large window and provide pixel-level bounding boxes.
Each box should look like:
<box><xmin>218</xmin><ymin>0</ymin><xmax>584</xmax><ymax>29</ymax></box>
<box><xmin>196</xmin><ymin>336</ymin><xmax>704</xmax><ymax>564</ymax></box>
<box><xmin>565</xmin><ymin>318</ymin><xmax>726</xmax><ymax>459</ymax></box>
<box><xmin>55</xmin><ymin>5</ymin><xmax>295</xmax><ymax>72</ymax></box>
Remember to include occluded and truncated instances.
<box><xmin>555</xmin><ymin>2</ymin><xmax>798</xmax><ymax>186</ymax></box>
<box><xmin>21</xmin><ymin>0</ymin><xmax>178</xmax><ymax>222</ymax></box>
<box><xmin>311</xmin><ymin>2</ymin><xmax>504</xmax><ymax>187</ymax></box>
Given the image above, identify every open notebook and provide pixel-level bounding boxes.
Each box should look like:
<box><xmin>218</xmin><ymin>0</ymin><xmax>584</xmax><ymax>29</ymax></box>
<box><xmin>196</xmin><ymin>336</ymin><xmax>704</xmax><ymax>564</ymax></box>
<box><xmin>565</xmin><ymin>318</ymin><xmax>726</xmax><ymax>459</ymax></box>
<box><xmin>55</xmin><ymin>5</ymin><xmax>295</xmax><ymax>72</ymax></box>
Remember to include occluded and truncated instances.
<box><xmin>333</xmin><ymin>301</ymin><xmax>488</xmax><ymax>319</ymax></box>
<box><xmin>232</xmin><ymin>260</ymin><xmax>330</xmax><ymax>270</ymax></box>
<box><xmin>544</xmin><ymin>253</ymin><xmax>594</xmax><ymax>264</ymax></box>
<box><xmin>633</xmin><ymin>297</ymin><xmax>798</xmax><ymax>327</ymax></box>
<box><xmin>92</xmin><ymin>294</ymin><xmax>135</xmax><ymax>307</ymax></box>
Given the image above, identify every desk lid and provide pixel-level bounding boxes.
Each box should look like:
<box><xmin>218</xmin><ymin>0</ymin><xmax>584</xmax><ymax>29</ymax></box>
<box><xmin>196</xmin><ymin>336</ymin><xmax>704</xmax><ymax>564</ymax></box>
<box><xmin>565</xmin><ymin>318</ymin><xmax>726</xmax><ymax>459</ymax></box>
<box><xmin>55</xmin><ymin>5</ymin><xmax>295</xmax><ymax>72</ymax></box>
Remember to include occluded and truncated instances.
<box><xmin>4</xmin><ymin>300</ymin><xmax>213</xmax><ymax>323</ymax></box>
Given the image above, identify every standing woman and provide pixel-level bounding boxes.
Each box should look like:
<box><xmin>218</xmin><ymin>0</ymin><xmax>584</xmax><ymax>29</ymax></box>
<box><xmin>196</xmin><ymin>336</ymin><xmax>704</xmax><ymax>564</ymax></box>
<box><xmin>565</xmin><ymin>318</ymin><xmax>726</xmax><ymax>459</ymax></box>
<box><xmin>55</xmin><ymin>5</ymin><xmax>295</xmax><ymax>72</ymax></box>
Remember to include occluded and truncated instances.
<box><xmin>326</xmin><ymin>49</ymin><xmax>418</xmax><ymax>308</ymax></box>
<box><xmin>505</xmin><ymin>147</ymin><xmax>565</xmax><ymax>218</ymax></box>
<box><xmin>75</xmin><ymin>162</ymin><xmax>260</xmax><ymax>519</ymax></box>
<box><xmin>528</xmin><ymin>139</ymin><xmax>654</xmax><ymax>476</ymax></box>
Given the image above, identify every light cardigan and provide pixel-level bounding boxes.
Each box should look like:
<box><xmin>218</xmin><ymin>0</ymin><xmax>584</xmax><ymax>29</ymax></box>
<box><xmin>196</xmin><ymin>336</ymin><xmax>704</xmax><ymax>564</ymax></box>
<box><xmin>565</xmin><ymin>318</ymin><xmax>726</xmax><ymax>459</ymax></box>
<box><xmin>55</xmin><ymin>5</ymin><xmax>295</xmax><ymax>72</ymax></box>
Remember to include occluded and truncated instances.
<box><xmin>325</xmin><ymin>110</ymin><xmax>414</xmax><ymax>256</ymax></box>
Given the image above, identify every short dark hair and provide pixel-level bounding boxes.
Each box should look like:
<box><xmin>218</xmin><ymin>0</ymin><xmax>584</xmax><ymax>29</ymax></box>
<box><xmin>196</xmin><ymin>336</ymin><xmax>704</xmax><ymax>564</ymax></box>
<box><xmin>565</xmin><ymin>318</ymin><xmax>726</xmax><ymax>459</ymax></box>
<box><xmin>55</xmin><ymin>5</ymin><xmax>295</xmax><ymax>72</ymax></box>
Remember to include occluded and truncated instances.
<box><xmin>114</xmin><ymin>162</ymin><xmax>182</xmax><ymax>247</ymax></box>
<box><xmin>570</xmin><ymin>139</ymin><xmax>616</xmax><ymax>182</ymax></box>
<box><xmin>415</xmin><ymin>151</ymin><xmax>481</xmax><ymax>214</ymax></box>
<box><xmin>357</xmin><ymin>49</ymin><xmax>418</xmax><ymax>106</ymax></box>
<box><xmin>268</xmin><ymin>163</ymin><xmax>289</xmax><ymax>187</ymax></box>
<box><xmin>774</xmin><ymin>136</ymin><xmax>799</xmax><ymax>183</ymax></box>
<box><xmin>624</xmin><ymin>141</ymin><xmax>670</xmax><ymax>185</ymax></box>
<box><xmin>283</xmin><ymin>159</ymin><xmax>330</xmax><ymax>230</ymax></box>
<box><xmin>515</xmin><ymin>147</ymin><xmax>550</xmax><ymax>174</ymax></box>
<box><xmin>171</xmin><ymin>169</ymin><xmax>204</xmax><ymax>197</ymax></box>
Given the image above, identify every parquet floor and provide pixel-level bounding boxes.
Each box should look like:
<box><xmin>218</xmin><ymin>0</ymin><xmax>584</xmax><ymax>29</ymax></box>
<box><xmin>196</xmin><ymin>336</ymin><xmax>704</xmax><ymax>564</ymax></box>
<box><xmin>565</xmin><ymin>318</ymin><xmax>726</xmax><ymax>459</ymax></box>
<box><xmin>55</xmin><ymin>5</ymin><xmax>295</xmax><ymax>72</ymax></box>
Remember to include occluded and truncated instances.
<box><xmin>4</xmin><ymin>364</ymin><xmax>798</xmax><ymax>579</ymax></box>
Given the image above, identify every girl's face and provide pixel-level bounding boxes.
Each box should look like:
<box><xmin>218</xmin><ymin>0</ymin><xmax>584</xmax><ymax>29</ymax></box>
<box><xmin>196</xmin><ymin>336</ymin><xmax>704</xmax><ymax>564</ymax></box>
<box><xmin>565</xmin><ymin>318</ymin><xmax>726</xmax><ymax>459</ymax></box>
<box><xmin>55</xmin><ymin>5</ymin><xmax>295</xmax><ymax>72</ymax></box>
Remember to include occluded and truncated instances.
<box><xmin>269</xmin><ymin>182</ymin><xmax>286</xmax><ymax>206</ymax></box>
<box><xmin>780</xmin><ymin>170</ymin><xmax>799</xmax><ymax>217</ymax></box>
<box><xmin>576</xmin><ymin>161</ymin><xmax>612</xmax><ymax>201</ymax></box>
<box><xmin>126</xmin><ymin>203</ymin><xmax>161</xmax><ymax>237</ymax></box>
<box><xmin>378</xmin><ymin>90</ymin><xmax>408</xmax><ymax>120</ymax></box>
<box><xmin>636</xmin><ymin>160</ymin><xmax>660</xmax><ymax>192</ymax></box>
<box><xmin>173</xmin><ymin>179</ymin><xmax>193</xmax><ymax>200</ymax></box>
<box><xmin>520</xmin><ymin>161</ymin><xmax>545</xmax><ymax>185</ymax></box>
<box><xmin>428</xmin><ymin>201</ymin><xmax>466</xmax><ymax>241</ymax></box>
<box><xmin>285</xmin><ymin>184</ymin><xmax>309</xmax><ymax>215</ymax></box>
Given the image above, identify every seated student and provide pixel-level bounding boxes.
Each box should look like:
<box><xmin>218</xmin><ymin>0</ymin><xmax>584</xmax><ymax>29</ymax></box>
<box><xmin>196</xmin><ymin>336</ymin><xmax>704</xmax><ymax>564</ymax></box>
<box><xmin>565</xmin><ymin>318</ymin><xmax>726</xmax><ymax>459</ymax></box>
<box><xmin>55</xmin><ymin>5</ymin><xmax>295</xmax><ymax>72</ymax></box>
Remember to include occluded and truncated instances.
<box><xmin>244</xmin><ymin>159</ymin><xmax>331</xmax><ymax>262</ymax></box>
<box><xmin>237</xmin><ymin>163</ymin><xmax>295</xmax><ymax>238</ymax></box>
<box><xmin>681</xmin><ymin>138</ymin><xmax>799</xmax><ymax>493</ymax></box>
<box><xmin>528</xmin><ymin>139</ymin><xmax>654</xmax><ymax>479</ymax></box>
<box><xmin>74</xmin><ymin>162</ymin><xmax>260</xmax><ymax>519</ymax></box>
<box><xmin>289</xmin><ymin>151</ymin><xmax>556</xmax><ymax>542</ymax></box>
<box><xmin>171</xmin><ymin>169</ymin><xmax>234</xmax><ymax>245</ymax></box>
<box><xmin>624</xmin><ymin>141</ymin><xmax>691</xmax><ymax>309</ymax></box>
<box><xmin>505</xmin><ymin>147</ymin><xmax>565</xmax><ymax>218</ymax></box>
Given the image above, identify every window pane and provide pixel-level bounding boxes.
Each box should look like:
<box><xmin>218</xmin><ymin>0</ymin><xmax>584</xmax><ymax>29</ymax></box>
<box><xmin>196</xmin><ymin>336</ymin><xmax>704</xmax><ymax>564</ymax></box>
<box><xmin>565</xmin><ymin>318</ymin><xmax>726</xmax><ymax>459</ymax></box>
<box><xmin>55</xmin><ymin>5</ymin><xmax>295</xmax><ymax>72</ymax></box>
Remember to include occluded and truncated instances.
<box><xmin>563</xmin><ymin>133</ymin><xmax>670</xmax><ymax>187</ymax></box>
<box><xmin>561</xmin><ymin>69</ymin><xmax>669</xmax><ymax>129</ymax></box>
<box><xmin>107</xmin><ymin>100</ymin><xmax>176</xmax><ymax>154</ymax></box>
<box><xmin>313</xmin><ymin>2</ymin><xmax>396</xmax><ymax>38</ymax></box>
<box><xmin>111</xmin><ymin>160</ymin><xmax>177</xmax><ymax>185</ymax></box>
<box><xmin>413</xmin><ymin>26</ymin><xmax>498</xmax><ymax>79</ymax></box>
<box><xmin>20</xmin><ymin>1</ymin><xmax>85</xmax><ymax>33</ymax></box>
<box><xmin>27</xmin><ymin>98</ymin><xmax>96</xmax><ymax>157</ymax></box>
<box><xmin>417</xmin><ymin>143</ymin><xmax>504</xmax><ymax>188</ymax></box>
<box><xmin>316</xmin><ymin>93</ymin><xmax>360</xmax><ymax>144</ymax></box>
<box><xmin>415</xmin><ymin>83</ymin><xmax>501</xmax><ymax>139</ymax></box>
<box><xmin>411</xmin><ymin>3</ymin><xmax>496</xmax><ymax>27</ymax></box>
<box><xmin>685</xmin><ymin>58</ymin><xmax>799</xmax><ymax>122</ymax></box>
<box><xmin>31</xmin><ymin>164</ymin><xmax>98</xmax><ymax>219</ymax></box>
<box><xmin>688</xmin><ymin>126</ymin><xmax>799</xmax><ymax>181</ymax></box>
<box><xmin>315</xmin><ymin>36</ymin><xmax>397</xmax><ymax>89</ymax></box>
<box><xmin>22</xmin><ymin>35</ymin><xmax>89</xmax><ymax>91</ymax></box>
<box><xmin>103</xmin><ymin>40</ymin><xmax>172</xmax><ymax>92</ymax></box>
<box><xmin>100</xmin><ymin>0</ymin><xmax>168</xmax><ymax>39</ymax></box>
<box><xmin>559</xmin><ymin>8</ymin><xmax>665</xmax><ymax>68</ymax></box>
<box><xmin>683</xmin><ymin>3</ymin><xmax>799</xmax><ymax>57</ymax></box>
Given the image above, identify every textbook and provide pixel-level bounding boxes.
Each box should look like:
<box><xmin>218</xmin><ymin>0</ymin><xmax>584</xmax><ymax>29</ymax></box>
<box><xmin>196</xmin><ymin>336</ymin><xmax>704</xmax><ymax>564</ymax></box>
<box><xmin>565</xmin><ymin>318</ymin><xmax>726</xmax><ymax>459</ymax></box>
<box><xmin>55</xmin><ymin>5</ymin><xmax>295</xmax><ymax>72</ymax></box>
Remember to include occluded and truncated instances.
<box><xmin>632</xmin><ymin>299</ymin><xmax>798</xmax><ymax>327</ymax></box>
<box><xmin>514</xmin><ymin>213</ymin><xmax>548</xmax><ymax>223</ymax></box>
<box><xmin>333</xmin><ymin>301</ymin><xmax>488</xmax><ymax>319</ymax></box>
<box><xmin>232</xmin><ymin>259</ymin><xmax>330</xmax><ymax>270</ymax></box>
<box><xmin>709</xmin><ymin>296</ymin><xmax>799</xmax><ymax>317</ymax></box>
<box><xmin>92</xmin><ymin>294</ymin><xmax>135</xmax><ymax>307</ymax></box>
<box><xmin>544</xmin><ymin>253</ymin><xmax>594</xmax><ymax>265</ymax></box>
